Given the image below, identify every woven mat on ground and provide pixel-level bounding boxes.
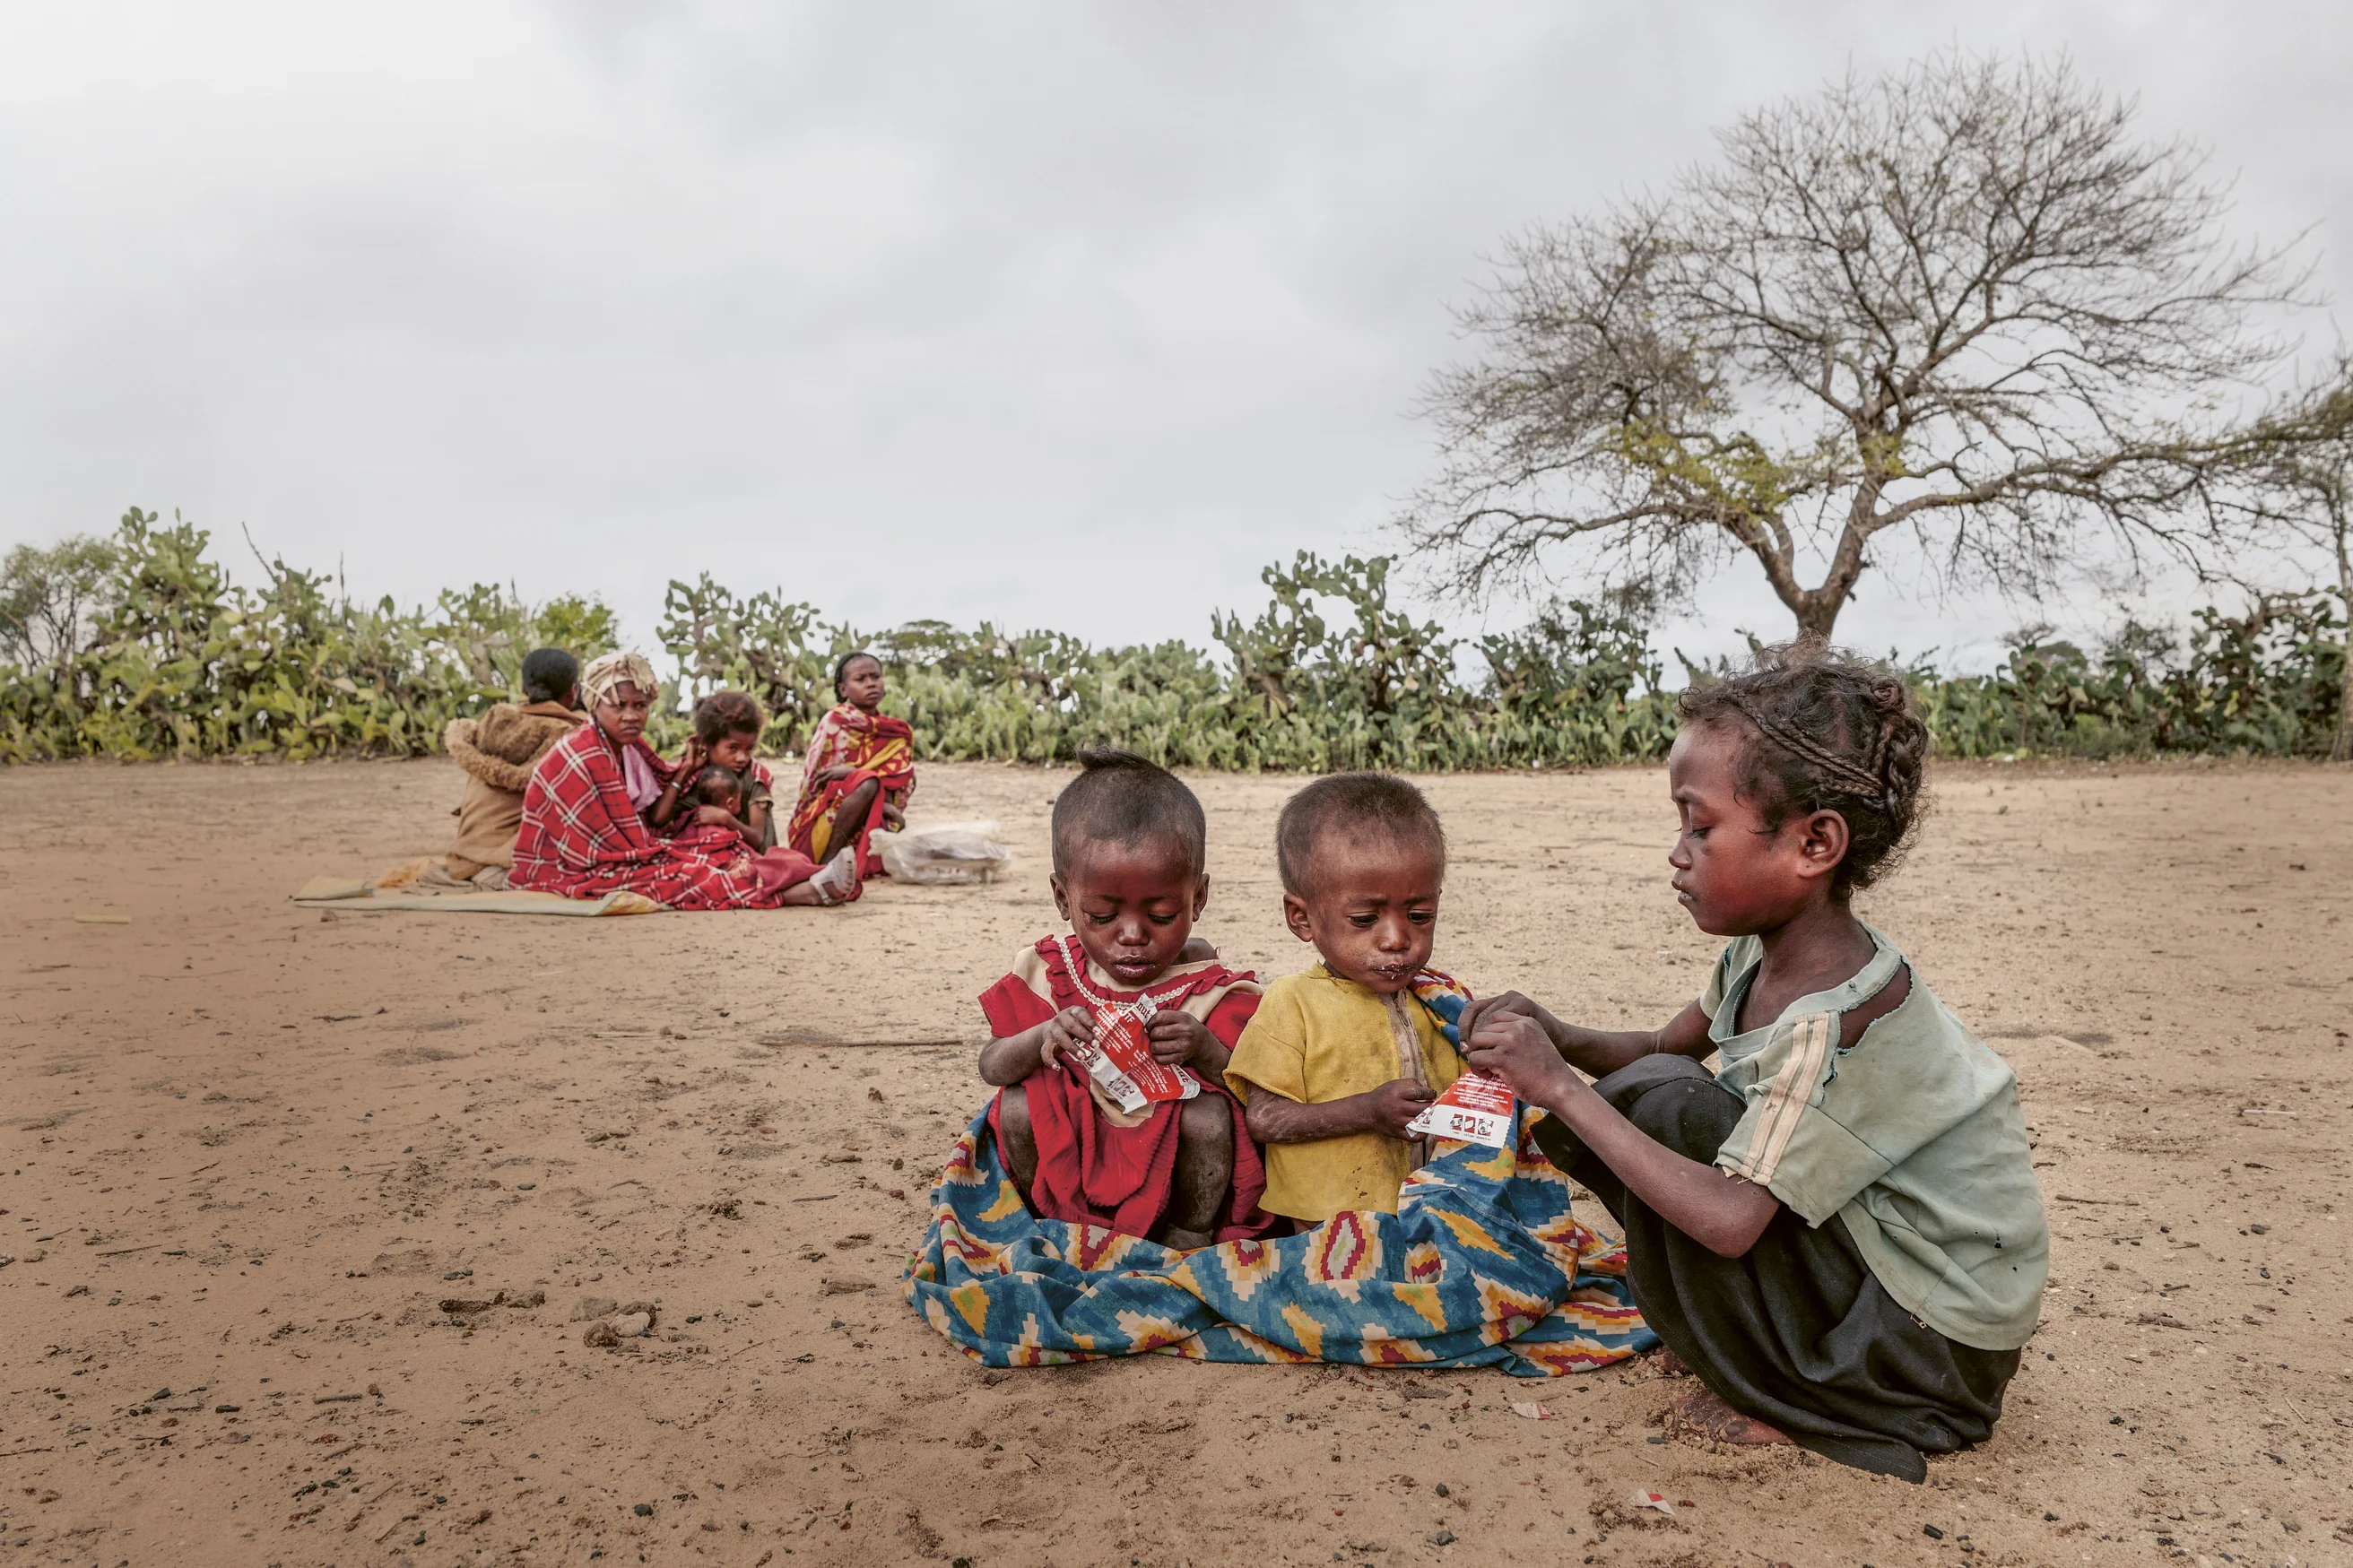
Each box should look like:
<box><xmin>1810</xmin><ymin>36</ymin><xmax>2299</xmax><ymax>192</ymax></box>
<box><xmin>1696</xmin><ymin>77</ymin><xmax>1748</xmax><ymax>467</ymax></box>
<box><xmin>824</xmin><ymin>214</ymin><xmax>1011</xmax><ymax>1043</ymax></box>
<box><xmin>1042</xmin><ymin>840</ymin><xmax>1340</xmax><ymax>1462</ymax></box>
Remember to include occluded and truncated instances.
<box><xmin>904</xmin><ymin>1105</ymin><xmax>1656</xmax><ymax>1374</ymax></box>
<box><xmin>291</xmin><ymin>875</ymin><xmax>664</xmax><ymax>917</ymax></box>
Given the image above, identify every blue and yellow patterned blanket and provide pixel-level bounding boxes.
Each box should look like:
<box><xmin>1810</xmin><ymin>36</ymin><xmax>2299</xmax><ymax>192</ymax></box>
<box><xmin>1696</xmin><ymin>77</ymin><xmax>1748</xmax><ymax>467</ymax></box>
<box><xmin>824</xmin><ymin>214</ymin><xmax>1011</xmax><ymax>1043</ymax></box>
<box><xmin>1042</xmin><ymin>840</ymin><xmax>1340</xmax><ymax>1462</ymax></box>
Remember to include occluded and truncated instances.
<box><xmin>901</xmin><ymin>1103</ymin><xmax>1657</xmax><ymax>1375</ymax></box>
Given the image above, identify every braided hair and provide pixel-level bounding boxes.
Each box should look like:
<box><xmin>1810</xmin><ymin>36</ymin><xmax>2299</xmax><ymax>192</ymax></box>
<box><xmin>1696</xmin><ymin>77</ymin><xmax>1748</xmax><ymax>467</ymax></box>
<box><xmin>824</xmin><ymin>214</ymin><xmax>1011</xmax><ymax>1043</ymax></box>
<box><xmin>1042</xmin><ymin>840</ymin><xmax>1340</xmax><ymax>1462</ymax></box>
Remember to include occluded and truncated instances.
<box><xmin>1678</xmin><ymin>642</ymin><xmax>1929</xmax><ymax>897</ymax></box>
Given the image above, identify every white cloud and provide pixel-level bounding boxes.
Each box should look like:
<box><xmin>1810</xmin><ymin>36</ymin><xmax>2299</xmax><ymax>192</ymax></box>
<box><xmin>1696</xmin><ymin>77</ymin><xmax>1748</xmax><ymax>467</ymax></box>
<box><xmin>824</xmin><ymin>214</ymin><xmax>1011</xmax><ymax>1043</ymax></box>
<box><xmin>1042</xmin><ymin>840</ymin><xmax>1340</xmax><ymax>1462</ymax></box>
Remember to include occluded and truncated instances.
<box><xmin>2</xmin><ymin>0</ymin><xmax>2343</xmax><ymax>673</ymax></box>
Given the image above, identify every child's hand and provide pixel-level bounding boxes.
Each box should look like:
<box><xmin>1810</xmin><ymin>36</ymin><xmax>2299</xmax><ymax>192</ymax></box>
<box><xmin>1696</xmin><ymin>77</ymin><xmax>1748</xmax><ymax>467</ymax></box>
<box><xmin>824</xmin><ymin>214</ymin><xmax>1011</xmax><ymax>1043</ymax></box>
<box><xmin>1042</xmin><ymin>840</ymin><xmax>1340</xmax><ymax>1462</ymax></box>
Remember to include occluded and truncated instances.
<box><xmin>1459</xmin><ymin>991</ymin><xmax>1543</xmax><ymax>1038</ymax></box>
<box><xmin>1365</xmin><ymin>1079</ymin><xmax>1437</xmax><ymax>1138</ymax></box>
<box><xmin>881</xmin><ymin>802</ymin><xmax>907</xmax><ymax>831</ymax></box>
<box><xmin>1038</xmin><ymin>1007</ymin><xmax>1098</xmax><ymax>1071</ymax></box>
<box><xmin>1463</xmin><ymin>1010</ymin><xmax>1576</xmax><ymax>1104</ymax></box>
<box><xmin>678</xmin><ymin>737</ymin><xmax>710</xmax><ymax>774</ymax></box>
<box><xmin>1145</xmin><ymin>1009</ymin><xmax>1213</xmax><ymax>1067</ymax></box>
<box><xmin>691</xmin><ymin>804</ymin><xmax>741</xmax><ymax>830</ymax></box>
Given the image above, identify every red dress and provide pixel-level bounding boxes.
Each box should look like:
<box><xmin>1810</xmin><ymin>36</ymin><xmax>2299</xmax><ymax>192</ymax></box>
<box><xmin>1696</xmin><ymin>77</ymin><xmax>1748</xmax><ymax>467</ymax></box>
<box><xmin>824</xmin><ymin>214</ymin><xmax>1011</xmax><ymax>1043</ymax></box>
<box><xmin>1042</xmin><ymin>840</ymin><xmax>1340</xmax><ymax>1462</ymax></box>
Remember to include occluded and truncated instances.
<box><xmin>981</xmin><ymin>934</ymin><xmax>1279</xmax><ymax>1243</ymax></box>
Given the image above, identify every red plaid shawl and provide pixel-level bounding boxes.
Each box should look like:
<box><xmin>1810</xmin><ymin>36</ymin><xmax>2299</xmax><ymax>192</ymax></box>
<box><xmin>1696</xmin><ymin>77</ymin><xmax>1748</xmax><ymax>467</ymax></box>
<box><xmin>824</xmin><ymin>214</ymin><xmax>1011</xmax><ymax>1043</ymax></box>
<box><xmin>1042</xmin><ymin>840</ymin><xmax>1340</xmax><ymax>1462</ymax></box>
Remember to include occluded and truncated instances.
<box><xmin>512</xmin><ymin>723</ymin><xmax>786</xmax><ymax>910</ymax></box>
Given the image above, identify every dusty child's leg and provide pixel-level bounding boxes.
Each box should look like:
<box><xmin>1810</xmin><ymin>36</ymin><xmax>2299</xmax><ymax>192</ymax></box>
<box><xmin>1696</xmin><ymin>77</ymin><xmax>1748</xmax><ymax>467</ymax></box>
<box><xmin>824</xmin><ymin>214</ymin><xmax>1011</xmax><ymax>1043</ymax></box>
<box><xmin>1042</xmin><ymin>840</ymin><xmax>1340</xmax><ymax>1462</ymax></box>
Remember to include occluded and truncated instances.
<box><xmin>1547</xmin><ymin>1059</ymin><xmax>2012</xmax><ymax>1480</ymax></box>
<box><xmin>1158</xmin><ymin>1096</ymin><xmax>1235</xmax><ymax>1250</ymax></box>
<box><xmin>1527</xmin><ymin>1053</ymin><xmax>1712</xmax><ymax>1218</ymax></box>
<box><xmin>1532</xmin><ymin>1066</ymin><xmax>1794</xmax><ymax>1447</ymax></box>
<box><xmin>993</xmin><ymin>1084</ymin><xmax>1040</xmax><ymax>1204</ymax></box>
<box><xmin>1670</xmin><ymin>1384</ymin><xmax>1794</xmax><ymax>1444</ymax></box>
<box><xmin>829</xmin><ymin>777</ymin><xmax>881</xmax><ymax>858</ymax></box>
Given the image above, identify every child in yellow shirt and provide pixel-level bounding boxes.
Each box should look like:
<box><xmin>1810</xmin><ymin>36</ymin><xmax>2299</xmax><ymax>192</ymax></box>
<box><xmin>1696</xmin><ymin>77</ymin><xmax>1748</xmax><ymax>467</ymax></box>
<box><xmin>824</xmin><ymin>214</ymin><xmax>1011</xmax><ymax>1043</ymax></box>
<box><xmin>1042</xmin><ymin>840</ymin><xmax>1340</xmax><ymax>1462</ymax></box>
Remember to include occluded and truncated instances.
<box><xmin>1224</xmin><ymin>773</ymin><xmax>1464</xmax><ymax>1225</ymax></box>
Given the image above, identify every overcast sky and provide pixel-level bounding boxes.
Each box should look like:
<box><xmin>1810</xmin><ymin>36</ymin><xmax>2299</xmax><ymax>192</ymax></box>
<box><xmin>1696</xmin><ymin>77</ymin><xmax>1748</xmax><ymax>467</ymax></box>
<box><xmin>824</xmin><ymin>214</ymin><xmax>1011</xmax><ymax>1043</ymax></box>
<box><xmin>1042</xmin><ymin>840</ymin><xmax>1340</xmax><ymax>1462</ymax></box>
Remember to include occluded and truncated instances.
<box><xmin>4</xmin><ymin>1</ymin><xmax>2346</xmax><ymax>674</ymax></box>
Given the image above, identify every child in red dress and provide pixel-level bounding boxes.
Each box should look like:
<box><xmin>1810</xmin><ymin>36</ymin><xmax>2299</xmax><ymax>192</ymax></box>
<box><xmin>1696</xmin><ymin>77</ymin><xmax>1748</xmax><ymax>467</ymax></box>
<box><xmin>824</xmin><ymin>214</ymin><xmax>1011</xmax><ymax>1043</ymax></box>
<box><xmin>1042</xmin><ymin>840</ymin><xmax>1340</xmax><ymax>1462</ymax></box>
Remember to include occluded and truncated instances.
<box><xmin>977</xmin><ymin>750</ymin><xmax>1276</xmax><ymax>1249</ymax></box>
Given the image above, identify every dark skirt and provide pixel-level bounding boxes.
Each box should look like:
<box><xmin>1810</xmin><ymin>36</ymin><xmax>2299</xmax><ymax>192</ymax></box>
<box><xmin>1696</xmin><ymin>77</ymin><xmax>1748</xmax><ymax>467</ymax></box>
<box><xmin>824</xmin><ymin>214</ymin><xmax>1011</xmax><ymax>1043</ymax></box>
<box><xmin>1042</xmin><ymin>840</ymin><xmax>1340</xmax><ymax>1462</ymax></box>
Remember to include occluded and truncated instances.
<box><xmin>1529</xmin><ymin>1055</ymin><xmax>2019</xmax><ymax>1481</ymax></box>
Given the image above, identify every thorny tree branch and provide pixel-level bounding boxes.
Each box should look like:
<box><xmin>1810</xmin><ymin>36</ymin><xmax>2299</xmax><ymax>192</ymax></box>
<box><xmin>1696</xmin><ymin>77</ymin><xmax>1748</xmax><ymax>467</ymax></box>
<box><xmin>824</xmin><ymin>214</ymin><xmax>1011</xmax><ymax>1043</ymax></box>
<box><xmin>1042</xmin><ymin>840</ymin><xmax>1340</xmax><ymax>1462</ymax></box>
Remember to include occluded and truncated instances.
<box><xmin>1402</xmin><ymin>49</ymin><xmax>2318</xmax><ymax>639</ymax></box>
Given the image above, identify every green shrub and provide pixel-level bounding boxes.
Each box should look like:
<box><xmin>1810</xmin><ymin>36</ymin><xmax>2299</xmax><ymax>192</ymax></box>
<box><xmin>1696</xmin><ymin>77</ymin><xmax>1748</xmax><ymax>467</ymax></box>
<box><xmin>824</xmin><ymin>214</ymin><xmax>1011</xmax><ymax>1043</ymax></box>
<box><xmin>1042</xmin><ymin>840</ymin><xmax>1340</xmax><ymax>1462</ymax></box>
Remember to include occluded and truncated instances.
<box><xmin>2</xmin><ymin>507</ymin><xmax>2345</xmax><ymax>767</ymax></box>
<box><xmin>1907</xmin><ymin>595</ymin><xmax>2347</xmax><ymax>760</ymax></box>
<box><xmin>0</xmin><ymin>509</ymin><xmax>621</xmax><ymax>763</ymax></box>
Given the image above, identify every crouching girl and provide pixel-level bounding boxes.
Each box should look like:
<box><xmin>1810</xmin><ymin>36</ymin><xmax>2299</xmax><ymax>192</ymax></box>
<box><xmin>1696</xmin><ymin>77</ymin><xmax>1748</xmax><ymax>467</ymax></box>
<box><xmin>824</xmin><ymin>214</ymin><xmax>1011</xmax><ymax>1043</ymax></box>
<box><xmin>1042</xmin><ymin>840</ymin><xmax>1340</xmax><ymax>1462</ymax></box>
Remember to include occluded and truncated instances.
<box><xmin>1463</xmin><ymin>645</ymin><xmax>2047</xmax><ymax>1482</ymax></box>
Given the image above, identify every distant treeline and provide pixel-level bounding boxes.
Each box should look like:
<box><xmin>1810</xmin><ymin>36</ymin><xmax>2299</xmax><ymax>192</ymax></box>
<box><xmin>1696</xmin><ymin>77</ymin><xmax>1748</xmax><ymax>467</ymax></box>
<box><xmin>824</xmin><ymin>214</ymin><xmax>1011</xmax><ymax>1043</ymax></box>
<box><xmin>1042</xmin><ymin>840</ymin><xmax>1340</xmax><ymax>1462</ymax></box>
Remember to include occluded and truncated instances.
<box><xmin>3</xmin><ymin>509</ymin><xmax>2346</xmax><ymax>768</ymax></box>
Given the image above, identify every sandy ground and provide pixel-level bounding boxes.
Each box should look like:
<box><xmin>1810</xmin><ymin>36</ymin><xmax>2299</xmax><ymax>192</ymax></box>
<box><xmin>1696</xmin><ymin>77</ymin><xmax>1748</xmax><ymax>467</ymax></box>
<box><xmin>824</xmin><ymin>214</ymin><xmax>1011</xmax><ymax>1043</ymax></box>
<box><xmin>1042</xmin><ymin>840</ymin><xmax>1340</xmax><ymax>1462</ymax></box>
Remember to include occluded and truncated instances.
<box><xmin>0</xmin><ymin>757</ymin><xmax>2349</xmax><ymax>1568</ymax></box>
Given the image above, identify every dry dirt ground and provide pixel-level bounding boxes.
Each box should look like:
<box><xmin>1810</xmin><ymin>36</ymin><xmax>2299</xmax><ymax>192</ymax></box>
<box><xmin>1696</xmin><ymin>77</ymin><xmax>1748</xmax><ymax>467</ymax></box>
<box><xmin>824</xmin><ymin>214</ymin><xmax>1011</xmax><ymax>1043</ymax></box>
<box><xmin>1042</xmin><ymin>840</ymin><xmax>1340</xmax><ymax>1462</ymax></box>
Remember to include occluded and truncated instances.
<box><xmin>1</xmin><ymin>757</ymin><xmax>2349</xmax><ymax>1568</ymax></box>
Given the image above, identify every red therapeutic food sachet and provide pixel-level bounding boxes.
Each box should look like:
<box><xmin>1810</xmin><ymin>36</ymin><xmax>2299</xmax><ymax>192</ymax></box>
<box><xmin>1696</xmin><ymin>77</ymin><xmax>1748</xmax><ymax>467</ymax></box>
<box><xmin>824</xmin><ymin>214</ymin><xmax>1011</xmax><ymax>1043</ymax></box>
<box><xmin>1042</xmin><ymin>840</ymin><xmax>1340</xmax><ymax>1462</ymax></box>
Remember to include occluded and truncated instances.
<box><xmin>1404</xmin><ymin>1070</ymin><xmax>1515</xmax><ymax>1149</ymax></box>
<box><xmin>1069</xmin><ymin>1006</ymin><xmax>1201</xmax><ymax>1114</ymax></box>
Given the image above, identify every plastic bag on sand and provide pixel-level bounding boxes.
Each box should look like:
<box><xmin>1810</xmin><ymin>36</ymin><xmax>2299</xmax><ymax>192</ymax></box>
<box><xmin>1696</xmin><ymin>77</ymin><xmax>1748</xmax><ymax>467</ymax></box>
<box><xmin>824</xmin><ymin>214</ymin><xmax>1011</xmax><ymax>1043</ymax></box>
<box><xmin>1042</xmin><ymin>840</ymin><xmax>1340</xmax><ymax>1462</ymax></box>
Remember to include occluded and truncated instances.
<box><xmin>876</xmin><ymin>820</ymin><xmax>1012</xmax><ymax>885</ymax></box>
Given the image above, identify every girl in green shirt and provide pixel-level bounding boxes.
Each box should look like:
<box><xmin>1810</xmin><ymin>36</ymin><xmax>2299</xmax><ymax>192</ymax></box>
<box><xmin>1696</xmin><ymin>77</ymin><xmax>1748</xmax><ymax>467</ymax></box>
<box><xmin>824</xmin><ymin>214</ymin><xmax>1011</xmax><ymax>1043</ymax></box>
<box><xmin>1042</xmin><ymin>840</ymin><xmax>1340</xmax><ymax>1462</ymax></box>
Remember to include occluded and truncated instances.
<box><xmin>1463</xmin><ymin>645</ymin><xmax>2046</xmax><ymax>1482</ymax></box>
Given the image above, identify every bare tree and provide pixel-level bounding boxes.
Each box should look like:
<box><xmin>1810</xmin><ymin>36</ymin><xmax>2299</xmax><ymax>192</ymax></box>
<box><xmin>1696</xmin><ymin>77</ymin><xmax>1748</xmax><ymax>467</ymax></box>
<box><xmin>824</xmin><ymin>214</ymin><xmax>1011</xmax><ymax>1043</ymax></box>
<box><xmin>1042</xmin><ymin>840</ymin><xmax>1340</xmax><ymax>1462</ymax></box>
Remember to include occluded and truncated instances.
<box><xmin>1403</xmin><ymin>51</ymin><xmax>2312</xmax><ymax>639</ymax></box>
<box><xmin>2236</xmin><ymin>366</ymin><xmax>2353</xmax><ymax>760</ymax></box>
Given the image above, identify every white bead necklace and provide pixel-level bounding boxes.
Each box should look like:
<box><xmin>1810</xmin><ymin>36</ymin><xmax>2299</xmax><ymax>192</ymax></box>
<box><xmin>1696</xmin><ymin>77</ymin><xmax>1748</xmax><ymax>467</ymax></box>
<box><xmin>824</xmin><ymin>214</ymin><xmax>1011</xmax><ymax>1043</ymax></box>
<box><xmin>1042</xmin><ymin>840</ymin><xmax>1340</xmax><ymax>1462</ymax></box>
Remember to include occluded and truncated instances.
<box><xmin>1054</xmin><ymin>933</ymin><xmax>1197</xmax><ymax>1020</ymax></box>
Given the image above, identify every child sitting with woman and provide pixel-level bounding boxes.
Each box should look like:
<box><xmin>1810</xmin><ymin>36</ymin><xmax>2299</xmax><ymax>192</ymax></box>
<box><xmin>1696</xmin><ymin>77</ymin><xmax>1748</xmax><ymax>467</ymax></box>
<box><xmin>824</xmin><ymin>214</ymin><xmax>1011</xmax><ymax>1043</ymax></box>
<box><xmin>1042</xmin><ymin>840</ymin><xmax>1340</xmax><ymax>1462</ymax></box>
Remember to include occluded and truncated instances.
<box><xmin>435</xmin><ymin>646</ymin><xmax>585</xmax><ymax>890</ymax></box>
<box><xmin>1461</xmin><ymin>645</ymin><xmax>2047</xmax><ymax>1481</ymax></box>
<box><xmin>652</xmin><ymin>689</ymin><xmax>860</xmax><ymax>899</ymax></box>
<box><xmin>977</xmin><ymin>750</ymin><xmax>1276</xmax><ymax>1249</ymax></box>
<box><xmin>1223</xmin><ymin>773</ymin><xmax>1468</xmax><ymax>1226</ymax></box>
<box><xmin>648</xmin><ymin>691</ymin><xmax>783</xmax><ymax>849</ymax></box>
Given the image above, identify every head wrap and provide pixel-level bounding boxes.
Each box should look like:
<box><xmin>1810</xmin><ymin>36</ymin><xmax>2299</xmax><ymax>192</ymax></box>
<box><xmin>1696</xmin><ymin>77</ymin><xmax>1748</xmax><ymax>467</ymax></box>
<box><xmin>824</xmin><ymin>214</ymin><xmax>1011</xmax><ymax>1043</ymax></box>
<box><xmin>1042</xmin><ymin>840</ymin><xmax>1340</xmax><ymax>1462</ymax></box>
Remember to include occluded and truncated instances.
<box><xmin>579</xmin><ymin>651</ymin><xmax>658</xmax><ymax>712</ymax></box>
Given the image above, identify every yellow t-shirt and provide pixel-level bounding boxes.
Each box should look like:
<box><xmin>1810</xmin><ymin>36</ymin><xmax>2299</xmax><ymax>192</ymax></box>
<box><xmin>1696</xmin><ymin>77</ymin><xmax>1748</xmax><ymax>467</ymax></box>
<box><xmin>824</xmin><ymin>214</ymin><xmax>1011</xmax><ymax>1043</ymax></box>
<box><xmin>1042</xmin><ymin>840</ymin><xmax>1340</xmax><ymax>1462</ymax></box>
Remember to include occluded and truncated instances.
<box><xmin>1224</xmin><ymin>964</ymin><xmax>1463</xmax><ymax>1224</ymax></box>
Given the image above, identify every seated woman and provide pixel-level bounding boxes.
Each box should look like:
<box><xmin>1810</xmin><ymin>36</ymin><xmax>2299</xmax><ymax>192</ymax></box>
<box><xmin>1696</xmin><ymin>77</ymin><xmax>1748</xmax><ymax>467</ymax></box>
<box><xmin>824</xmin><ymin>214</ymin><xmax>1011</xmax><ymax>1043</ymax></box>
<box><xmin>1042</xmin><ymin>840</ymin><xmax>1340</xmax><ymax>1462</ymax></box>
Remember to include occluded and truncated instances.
<box><xmin>511</xmin><ymin>652</ymin><xmax>858</xmax><ymax>909</ymax></box>
<box><xmin>786</xmin><ymin>651</ymin><xmax>915</xmax><ymax>892</ymax></box>
<box><xmin>435</xmin><ymin>647</ymin><xmax>586</xmax><ymax>890</ymax></box>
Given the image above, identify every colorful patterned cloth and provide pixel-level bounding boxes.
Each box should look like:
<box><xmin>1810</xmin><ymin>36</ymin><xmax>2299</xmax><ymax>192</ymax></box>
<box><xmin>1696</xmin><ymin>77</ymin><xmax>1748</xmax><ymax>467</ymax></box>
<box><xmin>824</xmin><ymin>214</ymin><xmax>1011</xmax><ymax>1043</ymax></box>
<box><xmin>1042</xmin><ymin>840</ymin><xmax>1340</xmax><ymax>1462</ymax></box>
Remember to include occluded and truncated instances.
<box><xmin>903</xmin><ymin>1097</ymin><xmax>1658</xmax><ymax>1374</ymax></box>
<box><xmin>1407</xmin><ymin>967</ymin><xmax>1470</xmax><ymax>1044</ymax></box>
<box><xmin>787</xmin><ymin>703</ymin><xmax>916</xmax><ymax>879</ymax></box>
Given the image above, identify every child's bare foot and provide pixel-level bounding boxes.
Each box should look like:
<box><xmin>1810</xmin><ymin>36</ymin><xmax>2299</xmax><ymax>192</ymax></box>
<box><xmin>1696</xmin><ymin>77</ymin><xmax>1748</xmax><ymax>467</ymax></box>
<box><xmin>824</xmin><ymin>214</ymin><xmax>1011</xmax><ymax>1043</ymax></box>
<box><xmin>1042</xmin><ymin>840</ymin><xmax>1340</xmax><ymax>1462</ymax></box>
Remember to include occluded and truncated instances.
<box><xmin>1669</xmin><ymin>1385</ymin><xmax>1793</xmax><ymax>1446</ymax></box>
